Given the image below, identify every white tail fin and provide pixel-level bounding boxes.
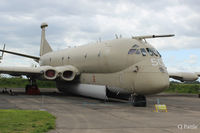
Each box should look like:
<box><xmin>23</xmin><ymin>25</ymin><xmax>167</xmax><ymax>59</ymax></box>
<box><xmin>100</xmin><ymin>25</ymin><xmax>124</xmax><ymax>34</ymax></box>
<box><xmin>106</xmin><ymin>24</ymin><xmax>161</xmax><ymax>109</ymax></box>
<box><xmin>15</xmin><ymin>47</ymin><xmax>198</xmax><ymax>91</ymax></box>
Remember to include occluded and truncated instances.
<box><xmin>40</xmin><ymin>23</ymin><xmax>52</xmax><ymax>56</ymax></box>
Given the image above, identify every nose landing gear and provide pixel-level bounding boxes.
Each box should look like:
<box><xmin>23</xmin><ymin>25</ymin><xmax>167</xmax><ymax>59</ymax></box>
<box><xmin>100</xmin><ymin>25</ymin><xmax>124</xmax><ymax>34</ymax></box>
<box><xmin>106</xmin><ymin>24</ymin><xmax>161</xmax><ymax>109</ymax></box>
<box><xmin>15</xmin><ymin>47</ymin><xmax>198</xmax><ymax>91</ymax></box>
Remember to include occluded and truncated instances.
<box><xmin>130</xmin><ymin>94</ymin><xmax>146</xmax><ymax>107</ymax></box>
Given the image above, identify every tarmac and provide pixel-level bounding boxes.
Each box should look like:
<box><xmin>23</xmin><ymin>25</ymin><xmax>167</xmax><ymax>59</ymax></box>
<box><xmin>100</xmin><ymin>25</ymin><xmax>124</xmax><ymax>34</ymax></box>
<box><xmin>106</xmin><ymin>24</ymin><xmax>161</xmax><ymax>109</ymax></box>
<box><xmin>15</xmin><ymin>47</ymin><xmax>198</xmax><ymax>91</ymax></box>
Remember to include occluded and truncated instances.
<box><xmin>0</xmin><ymin>88</ymin><xmax>199</xmax><ymax>133</ymax></box>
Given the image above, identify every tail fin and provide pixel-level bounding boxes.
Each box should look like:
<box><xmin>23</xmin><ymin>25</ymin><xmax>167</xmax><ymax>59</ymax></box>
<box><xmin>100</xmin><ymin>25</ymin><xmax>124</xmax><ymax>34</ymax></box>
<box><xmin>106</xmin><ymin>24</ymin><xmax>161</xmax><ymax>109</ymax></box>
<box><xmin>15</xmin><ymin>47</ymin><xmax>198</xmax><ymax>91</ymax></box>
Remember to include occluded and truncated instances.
<box><xmin>40</xmin><ymin>23</ymin><xmax>52</xmax><ymax>56</ymax></box>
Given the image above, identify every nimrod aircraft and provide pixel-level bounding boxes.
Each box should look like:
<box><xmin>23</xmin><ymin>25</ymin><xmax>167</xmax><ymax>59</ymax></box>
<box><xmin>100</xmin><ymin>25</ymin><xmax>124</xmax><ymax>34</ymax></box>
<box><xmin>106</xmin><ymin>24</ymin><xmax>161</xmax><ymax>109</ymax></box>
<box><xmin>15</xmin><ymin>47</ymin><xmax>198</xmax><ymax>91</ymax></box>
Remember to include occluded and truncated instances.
<box><xmin>0</xmin><ymin>23</ymin><xmax>199</xmax><ymax>107</ymax></box>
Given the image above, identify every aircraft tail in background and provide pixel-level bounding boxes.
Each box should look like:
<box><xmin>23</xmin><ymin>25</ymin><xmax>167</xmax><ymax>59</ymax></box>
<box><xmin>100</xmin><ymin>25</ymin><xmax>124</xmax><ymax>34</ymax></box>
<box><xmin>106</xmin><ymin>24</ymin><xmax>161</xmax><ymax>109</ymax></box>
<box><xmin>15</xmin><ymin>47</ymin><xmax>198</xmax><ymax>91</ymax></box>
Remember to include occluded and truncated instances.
<box><xmin>40</xmin><ymin>23</ymin><xmax>52</xmax><ymax>56</ymax></box>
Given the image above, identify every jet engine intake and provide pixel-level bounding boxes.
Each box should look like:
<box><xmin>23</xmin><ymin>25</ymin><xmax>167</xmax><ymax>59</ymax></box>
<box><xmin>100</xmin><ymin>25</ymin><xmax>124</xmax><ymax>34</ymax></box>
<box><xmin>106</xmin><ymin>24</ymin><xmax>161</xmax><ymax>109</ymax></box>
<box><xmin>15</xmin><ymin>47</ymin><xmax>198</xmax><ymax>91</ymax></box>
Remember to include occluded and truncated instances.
<box><xmin>40</xmin><ymin>66</ymin><xmax>58</xmax><ymax>80</ymax></box>
<box><xmin>63</xmin><ymin>70</ymin><xmax>73</xmax><ymax>78</ymax></box>
<box><xmin>45</xmin><ymin>69</ymin><xmax>56</xmax><ymax>78</ymax></box>
<box><xmin>55</xmin><ymin>65</ymin><xmax>79</xmax><ymax>81</ymax></box>
<box><xmin>61</xmin><ymin>70</ymin><xmax>75</xmax><ymax>81</ymax></box>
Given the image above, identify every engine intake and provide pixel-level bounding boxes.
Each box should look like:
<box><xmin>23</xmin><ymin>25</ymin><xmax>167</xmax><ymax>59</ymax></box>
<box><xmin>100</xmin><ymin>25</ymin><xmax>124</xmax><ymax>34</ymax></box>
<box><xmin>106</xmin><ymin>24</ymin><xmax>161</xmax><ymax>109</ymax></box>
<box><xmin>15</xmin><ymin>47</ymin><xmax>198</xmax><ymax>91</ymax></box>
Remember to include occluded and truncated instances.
<box><xmin>55</xmin><ymin>65</ymin><xmax>79</xmax><ymax>81</ymax></box>
<box><xmin>63</xmin><ymin>71</ymin><xmax>73</xmax><ymax>79</ymax></box>
<box><xmin>40</xmin><ymin>66</ymin><xmax>58</xmax><ymax>80</ymax></box>
<box><xmin>45</xmin><ymin>69</ymin><xmax>56</xmax><ymax>78</ymax></box>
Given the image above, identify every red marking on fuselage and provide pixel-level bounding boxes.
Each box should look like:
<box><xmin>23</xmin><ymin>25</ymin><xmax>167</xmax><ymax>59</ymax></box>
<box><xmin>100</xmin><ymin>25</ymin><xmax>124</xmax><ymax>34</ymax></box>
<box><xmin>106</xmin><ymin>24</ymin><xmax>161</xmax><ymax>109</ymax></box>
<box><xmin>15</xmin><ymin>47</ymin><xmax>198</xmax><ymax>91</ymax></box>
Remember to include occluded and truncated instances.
<box><xmin>92</xmin><ymin>75</ymin><xmax>96</xmax><ymax>82</ymax></box>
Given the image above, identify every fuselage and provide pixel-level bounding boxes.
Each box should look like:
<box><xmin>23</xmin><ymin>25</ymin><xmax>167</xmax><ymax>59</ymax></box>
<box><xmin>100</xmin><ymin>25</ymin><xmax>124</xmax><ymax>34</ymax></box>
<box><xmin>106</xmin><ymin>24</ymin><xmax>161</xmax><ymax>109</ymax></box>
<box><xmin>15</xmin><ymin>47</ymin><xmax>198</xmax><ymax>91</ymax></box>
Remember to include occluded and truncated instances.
<box><xmin>39</xmin><ymin>38</ymin><xmax>169</xmax><ymax>95</ymax></box>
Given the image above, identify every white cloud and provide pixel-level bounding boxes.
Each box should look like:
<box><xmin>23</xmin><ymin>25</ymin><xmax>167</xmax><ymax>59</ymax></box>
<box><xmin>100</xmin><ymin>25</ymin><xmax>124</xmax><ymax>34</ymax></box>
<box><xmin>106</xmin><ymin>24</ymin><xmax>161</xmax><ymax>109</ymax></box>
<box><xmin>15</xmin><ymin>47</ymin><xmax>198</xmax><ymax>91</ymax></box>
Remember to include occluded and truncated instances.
<box><xmin>0</xmin><ymin>0</ymin><xmax>199</xmax><ymax>71</ymax></box>
<box><xmin>166</xmin><ymin>53</ymin><xmax>200</xmax><ymax>73</ymax></box>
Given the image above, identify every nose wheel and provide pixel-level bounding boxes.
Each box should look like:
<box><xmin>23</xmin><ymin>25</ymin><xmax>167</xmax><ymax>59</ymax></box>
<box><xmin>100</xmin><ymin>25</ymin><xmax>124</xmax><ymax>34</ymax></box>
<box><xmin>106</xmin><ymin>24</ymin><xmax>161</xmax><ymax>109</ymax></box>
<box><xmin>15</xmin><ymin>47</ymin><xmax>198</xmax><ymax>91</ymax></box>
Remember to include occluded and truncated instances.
<box><xmin>130</xmin><ymin>94</ymin><xmax>146</xmax><ymax>107</ymax></box>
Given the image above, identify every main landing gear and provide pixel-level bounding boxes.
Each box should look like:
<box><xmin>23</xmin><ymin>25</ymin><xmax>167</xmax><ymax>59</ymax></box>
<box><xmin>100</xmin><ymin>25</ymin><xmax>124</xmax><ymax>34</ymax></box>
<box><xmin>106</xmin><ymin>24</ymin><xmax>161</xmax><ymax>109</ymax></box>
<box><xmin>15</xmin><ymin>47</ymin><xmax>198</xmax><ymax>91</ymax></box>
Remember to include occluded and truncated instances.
<box><xmin>25</xmin><ymin>79</ymin><xmax>40</xmax><ymax>95</ymax></box>
<box><xmin>130</xmin><ymin>94</ymin><xmax>146</xmax><ymax>107</ymax></box>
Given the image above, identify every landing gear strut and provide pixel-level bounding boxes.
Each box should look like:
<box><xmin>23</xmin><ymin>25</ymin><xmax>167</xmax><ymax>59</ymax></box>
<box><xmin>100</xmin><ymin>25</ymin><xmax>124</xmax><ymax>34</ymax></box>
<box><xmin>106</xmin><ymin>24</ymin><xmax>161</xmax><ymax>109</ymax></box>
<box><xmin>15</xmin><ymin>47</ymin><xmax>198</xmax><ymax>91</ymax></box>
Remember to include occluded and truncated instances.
<box><xmin>130</xmin><ymin>94</ymin><xmax>146</xmax><ymax>107</ymax></box>
<box><xmin>25</xmin><ymin>79</ymin><xmax>40</xmax><ymax>95</ymax></box>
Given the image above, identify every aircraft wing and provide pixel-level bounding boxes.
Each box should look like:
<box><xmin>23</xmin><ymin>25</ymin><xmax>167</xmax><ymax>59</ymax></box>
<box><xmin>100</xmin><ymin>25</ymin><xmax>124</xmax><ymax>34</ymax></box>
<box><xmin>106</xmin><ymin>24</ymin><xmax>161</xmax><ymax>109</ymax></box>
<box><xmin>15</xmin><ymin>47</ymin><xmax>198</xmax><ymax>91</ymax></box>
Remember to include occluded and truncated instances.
<box><xmin>195</xmin><ymin>72</ymin><xmax>200</xmax><ymax>77</ymax></box>
<box><xmin>0</xmin><ymin>65</ymin><xmax>79</xmax><ymax>81</ymax></box>
<box><xmin>0</xmin><ymin>66</ymin><xmax>58</xmax><ymax>80</ymax></box>
<box><xmin>168</xmin><ymin>72</ymin><xmax>199</xmax><ymax>82</ymax></box>
<box><xmin>0</xmin><ymin>66</ymin><xmax>42</xmax><ymax>76</ymax></box>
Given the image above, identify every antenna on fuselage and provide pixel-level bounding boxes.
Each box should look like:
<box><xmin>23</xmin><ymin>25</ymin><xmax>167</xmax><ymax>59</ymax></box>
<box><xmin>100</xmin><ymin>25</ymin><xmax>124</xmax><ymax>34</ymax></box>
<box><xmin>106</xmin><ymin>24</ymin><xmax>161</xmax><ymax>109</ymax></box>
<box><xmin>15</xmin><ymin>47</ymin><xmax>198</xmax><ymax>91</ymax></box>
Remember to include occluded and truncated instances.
<box><xmin>115</xmin><ymin>34</ymin><xmax>122</xmax><ymax>39</ymax></box>
<box><xmin>115</xmin><ymin>34</ymin><xmax>118</xmax><ymax>39</ymax></box>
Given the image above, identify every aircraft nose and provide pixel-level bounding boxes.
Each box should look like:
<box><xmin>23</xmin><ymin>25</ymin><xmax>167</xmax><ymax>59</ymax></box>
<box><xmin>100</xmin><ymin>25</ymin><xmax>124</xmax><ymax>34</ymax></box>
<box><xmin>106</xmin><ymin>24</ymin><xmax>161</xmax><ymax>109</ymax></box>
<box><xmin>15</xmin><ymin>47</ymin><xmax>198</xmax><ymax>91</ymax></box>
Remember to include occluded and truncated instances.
<box><xmin>135</xmin><ymin>72</ymin><xmax>169</xmax><ymax>95</ymax></box>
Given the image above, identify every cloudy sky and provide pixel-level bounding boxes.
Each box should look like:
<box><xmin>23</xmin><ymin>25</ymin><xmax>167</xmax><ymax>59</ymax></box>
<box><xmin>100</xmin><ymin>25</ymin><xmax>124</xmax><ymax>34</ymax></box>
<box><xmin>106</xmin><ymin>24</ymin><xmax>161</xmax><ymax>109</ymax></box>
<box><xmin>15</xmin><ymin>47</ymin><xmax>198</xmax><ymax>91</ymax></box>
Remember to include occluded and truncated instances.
<box><xmin>0</xmin><ymin>0</ymin><xmax>200</xmax><ymax>72</ymax></box>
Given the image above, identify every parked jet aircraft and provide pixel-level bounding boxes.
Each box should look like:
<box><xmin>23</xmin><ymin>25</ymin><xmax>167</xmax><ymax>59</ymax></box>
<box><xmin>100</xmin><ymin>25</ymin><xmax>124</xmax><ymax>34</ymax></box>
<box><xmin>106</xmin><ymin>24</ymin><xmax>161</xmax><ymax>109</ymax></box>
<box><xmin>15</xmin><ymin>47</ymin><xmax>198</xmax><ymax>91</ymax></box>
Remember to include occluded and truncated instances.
<box><xmin>0</xmin><ymin>23</ymin><xmax>199</xmax><ymax>106</ymax></box>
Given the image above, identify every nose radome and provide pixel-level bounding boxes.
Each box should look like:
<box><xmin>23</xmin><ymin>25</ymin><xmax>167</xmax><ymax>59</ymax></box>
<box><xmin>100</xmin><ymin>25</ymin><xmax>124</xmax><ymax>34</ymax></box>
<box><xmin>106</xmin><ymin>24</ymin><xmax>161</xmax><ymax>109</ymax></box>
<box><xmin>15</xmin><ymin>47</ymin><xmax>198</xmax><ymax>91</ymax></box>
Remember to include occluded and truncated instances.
<box><xmin>135</xmin><ymin>72</ymin><xmax>169</xmax><ymax>95</ymax></box>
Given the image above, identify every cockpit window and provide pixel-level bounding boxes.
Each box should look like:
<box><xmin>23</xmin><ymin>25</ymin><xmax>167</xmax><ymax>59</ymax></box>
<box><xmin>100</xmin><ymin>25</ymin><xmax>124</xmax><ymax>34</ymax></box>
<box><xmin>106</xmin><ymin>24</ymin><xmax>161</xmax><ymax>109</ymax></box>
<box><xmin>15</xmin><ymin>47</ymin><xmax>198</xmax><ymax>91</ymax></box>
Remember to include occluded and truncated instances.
<box><xmin>152</xmin><ymin>48</ymin><xmax>158</xmax><ymax>56</ymax></box>
<box><xmin>140</xmin><ymin>48</ymin><xmax>147</xmax><ymax>56</ymax></box>
<box><xmin>136</xmin><ymin>49</ymin><xmax>141</xmax><ymax>54</ymax></box>
<box><xmin>145</xmin><ymin>48</ymin><xmax>161</xmax><ymax>57</ymax></box>
<box><xmin>157</xmin><ymin>50</ymin><xmax>162</xmax><ymax>57</ymax></box>
<box><xmin>146</xmin><ymin>48</ymin><xmax>153</xmax><ymax>56</ymax></box>
<box><xmin>132</xmin><ymin>44</ymin><xmax>139</xmax><ymax>48</ymax></box>
<box><xmin>128</xmin><ymin>49</ymin><xmax>136</xmax><ymax>54</ymax></box>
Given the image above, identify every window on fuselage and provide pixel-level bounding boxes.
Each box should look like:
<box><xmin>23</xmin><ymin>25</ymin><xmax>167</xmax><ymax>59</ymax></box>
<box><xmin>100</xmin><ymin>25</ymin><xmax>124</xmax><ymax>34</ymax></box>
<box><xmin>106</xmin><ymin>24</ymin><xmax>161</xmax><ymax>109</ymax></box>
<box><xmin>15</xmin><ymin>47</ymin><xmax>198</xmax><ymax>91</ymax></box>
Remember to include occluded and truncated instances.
<box><xmin>157</xmin><ymin>50</ymin><xmax>162</xmax><ymax>57</ymax></box>
<box><xmin>128</xmin><ymin>49</ymin><xmax>141</xmax><ymax>55</ymax></box>
<box><xmin>135</xmin><ymin>49</ymin><xmax>141</xmax><ymax>54</ymax></box>
<box><xmin>140</xmin><ymin>48</ymin><xmax>147</xmax><ymax>56</ymax></box>
<box><xmin>132</xmin><ymin>44</ymin><xmax>139</xmax><ymax>49</ymax></box>
<box><xmin>152</xmin><ymin>48</ymin><xmax>159</xmax><ymax>57</ymax></box>
<box><xmin>146</xmin><ymin>48</ymin><xmax>153</xmax><ymax>56</ymax></box>
<box><xmin>128</xmin><ymin>44</ymin><xmax>141</xmax><ymax>55</ymax></box>
<box><xmin>128</xmin><ymin>49</ymin><xmax>137</xmax><ymax>54</ymax></box>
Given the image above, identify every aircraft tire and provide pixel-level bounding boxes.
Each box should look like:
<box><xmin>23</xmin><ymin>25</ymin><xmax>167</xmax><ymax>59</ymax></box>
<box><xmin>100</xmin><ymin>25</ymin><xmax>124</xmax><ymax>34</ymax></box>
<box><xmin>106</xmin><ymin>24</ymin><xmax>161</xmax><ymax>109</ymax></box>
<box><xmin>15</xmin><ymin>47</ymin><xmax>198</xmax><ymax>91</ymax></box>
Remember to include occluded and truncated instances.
<box><xmin>132</xmin><ymin>95</ymin><xmax>146</xmax><ymax>107</ymax></box>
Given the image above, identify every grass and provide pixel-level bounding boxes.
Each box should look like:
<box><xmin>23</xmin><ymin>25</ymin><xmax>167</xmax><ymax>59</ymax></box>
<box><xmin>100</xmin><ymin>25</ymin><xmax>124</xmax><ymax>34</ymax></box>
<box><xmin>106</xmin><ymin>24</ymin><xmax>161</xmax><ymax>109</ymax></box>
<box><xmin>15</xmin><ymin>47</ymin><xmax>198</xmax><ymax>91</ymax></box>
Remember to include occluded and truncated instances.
<box><xmin>0</xmin><ymin>77</ymin><xmax>56</xmax><ymax>88</ymax></box>
<box><xmin>165</xmin><ymin>83</ymin><xmax>200</xmax><ymax>94</ymax></box>
<box><xmin>0</xmin><ymin>109</ymin><xmax>56</xmax><ymax>133</ymax></box>
<box><xmin>0</xmin><ymin>77</ymin><xmax>199</xmax><ymax>94</ymax></box>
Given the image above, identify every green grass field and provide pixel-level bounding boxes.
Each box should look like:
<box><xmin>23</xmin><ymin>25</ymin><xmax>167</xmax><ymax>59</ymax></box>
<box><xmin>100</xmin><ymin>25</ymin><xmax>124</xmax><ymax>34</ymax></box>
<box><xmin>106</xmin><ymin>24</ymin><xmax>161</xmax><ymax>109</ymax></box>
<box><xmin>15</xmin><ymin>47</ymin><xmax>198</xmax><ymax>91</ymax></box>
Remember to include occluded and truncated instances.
<box><xmin>0</xmin><ymin>109</ymin><xmax>56</xmax><ymax>133</ymax></box>
<box><xmin>0</xmin><ymin>77</ymin><xmax>199</xmax><ymax>94</ymax></box>
<box><xmin>0</xmin><ymin>78</ymin><xmax>56</xmax><ymax>88</ymax></box>
<box><xmin>165</xmin><ymin>83</ymin><xmax>200</xmax><ymax>94</ymax></box>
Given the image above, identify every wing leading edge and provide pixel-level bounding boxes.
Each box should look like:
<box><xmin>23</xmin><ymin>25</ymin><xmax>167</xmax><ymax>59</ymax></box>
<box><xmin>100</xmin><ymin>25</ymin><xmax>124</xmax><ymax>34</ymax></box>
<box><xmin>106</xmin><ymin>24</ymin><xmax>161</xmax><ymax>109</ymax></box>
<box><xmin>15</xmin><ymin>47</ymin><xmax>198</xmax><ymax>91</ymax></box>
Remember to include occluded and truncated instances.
<box><xmin>0</xmin><ymin>65</ymin><xmax>79</xmax><ymax>81</ymax></box>
<box><xmin>0</xmin><ymin>66</ymin><xmax>53</xmax><ymax>79</ymax></box>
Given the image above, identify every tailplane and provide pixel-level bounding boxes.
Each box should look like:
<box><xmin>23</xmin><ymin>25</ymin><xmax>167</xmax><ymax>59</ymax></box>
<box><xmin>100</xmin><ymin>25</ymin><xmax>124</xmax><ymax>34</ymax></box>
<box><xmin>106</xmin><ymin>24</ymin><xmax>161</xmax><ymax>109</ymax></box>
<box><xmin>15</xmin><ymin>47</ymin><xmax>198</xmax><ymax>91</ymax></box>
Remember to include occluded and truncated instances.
<box><xmin>40</xmin><ymin>23</ymin><xmax>52</xmax><ymax>56</ymax></box>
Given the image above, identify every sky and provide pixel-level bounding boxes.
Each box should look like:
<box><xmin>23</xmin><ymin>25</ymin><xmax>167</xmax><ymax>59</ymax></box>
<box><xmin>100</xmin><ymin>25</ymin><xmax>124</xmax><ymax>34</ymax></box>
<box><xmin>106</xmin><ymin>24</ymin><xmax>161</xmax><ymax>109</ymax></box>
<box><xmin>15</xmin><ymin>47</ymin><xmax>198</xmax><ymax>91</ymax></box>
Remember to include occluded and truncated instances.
<box><xmin>0</xmin><ymin>0</ymin><xmax>200</xmax><ymax>73</ymax></box>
